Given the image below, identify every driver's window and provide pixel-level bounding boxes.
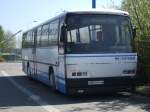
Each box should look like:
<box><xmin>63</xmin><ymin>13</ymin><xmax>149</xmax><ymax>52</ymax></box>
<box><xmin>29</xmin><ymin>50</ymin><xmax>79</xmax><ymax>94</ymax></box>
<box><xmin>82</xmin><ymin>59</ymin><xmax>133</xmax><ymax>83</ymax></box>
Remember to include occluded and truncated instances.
<box><xmin>121</xmin><ymin>21</ymin><xmax>131</xmax><ymax>45</ymax></box>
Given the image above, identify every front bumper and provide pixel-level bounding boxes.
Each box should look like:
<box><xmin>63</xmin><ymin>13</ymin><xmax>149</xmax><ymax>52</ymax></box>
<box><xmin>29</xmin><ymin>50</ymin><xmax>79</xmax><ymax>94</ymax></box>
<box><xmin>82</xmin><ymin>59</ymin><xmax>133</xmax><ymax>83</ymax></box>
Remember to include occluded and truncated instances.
<box><xmin>66</xmin><ymin>76</ymin><xmax>136</xmax><ymax>94</ymax></box>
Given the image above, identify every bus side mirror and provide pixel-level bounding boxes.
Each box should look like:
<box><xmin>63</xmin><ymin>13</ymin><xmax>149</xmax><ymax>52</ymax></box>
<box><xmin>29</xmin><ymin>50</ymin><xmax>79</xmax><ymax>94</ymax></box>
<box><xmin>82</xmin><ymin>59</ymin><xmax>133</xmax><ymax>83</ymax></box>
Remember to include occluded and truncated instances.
<box><xmin>132</xmin><ymin>26</ymin><xmax>136</xmax><ymax>39</ymax></box>
<box><xmin>60</xmin><ymin>25</ymin><xmax>67</xmax><ymax>43</ymax></box>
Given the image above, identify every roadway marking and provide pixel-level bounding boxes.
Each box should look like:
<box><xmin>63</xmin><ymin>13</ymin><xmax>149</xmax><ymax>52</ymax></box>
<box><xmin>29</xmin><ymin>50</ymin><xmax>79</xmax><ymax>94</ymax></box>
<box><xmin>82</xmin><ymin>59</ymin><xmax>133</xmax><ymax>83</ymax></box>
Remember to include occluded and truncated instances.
<box><xmin>1</xmin><ymin>71</ymin><xmax>61</xmax><ymax>112</ymax></box>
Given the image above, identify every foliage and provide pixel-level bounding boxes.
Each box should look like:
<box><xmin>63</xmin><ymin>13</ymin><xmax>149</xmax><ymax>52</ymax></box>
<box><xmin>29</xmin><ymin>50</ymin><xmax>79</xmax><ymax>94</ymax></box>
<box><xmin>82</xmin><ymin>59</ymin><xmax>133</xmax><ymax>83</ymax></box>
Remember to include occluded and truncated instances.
<box><xmin>121</xmin><ymin>0</ymin><xmax>150</xmax><ymax>41</ymax></box>
<box><xmin>121</xmin><ymin>0</ymin><xmax>150</xmax><ymax>82</ymax></box>
<box><xmin>137</xmin><ymin>41</ymin><xmax>150</xmax><ymax>81</ymax></box>
<box><xmin>0</xmin><ymin>25</ymin><xmax>16</xmax><ymax>52</ymax></box>
<box><xmin>0</xmin><ymin>53</ymin><xmax>5</xmax><ymax>62</ymax></box>
<box><xmin>0</xmin><ymin>26</ymin><xmax>5</xmax><ymax>48</ymax></box>
<box><xmin>3</xmin><ymin>31</ymin><xmax>16</xmax><ymax>52</ymax></box>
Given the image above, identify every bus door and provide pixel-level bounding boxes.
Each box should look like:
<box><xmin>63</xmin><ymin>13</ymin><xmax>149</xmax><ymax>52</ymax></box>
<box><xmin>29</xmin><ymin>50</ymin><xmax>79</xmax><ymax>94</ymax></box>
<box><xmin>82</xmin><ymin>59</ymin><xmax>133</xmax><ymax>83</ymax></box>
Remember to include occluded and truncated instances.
<box><xmin>58</xmin><ymin>43</ymin><xmax>66</xmax><ymax>93</ymax></box>
<box><xmin>32</xmin><ymin>30</ymin><xmax>37</xmax><ymax>78</ymax></box>
<box><xmin>57</xmin><ymin>25</ymin><xmax>66</xmax><ymax>93</ymax></box>
<box><xmin>57</xmin><ymin>18</ymin><xmax>67</xmax><ymax>93</ymax></box>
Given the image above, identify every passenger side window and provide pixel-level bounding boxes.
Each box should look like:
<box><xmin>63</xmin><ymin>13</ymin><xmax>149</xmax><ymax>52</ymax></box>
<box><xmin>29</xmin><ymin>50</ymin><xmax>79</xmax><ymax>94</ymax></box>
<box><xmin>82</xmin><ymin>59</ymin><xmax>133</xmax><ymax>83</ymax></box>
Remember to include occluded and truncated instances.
<box><xmin>37</xmin><ymin>27</ymin><xmax>42</xmax><ymax>47</ymax></box>
<box><xmin>22</xmin><ymin>33</ymin><xmax>27</xmax><ymax>48</ymax></box>
<box><xmin>49</xmin><ymin>20</ymin><xmax>59</xmax><ymax>45</ymax></box>
<box><xmin>26</xmin><ymin>31</ymin><xmax>34</xmax><ymax>47</ymax></box>
<box><xmin>41</xmin><ymin>24</ymin><xmax>49</xmax><ymax>47</ymax></box>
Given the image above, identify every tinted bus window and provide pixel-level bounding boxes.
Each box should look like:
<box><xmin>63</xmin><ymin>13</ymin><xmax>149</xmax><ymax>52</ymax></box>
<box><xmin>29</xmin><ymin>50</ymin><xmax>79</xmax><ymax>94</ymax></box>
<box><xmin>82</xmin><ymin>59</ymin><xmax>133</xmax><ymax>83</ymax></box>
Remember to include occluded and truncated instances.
<box><xmin>49</xmin><ymin>20</ymin><xmax>59</xmax><ymax>45</ymax></box>
<box><xmin>66</xmin><ymin>14</ymin><xmax>132</xmax><ymax>53</ymax></box>
<box><xmin>37</xmin><ymin>27</ymin><xmax>42</xmax><ymax>47</ymax></box>
<box><xmin>41</xmin><ymin>24</ymin><xmax>49</xmax><ymax>47</ymax></box>
<box><xmin>22</xmin><ymin>33</ymin><xmax>27</xmax><ymax>48</ymax></box>
<box><xmin>27</xmin><ymin>31</ymin><xmax>34</xmax><ymax>47</ymax></box>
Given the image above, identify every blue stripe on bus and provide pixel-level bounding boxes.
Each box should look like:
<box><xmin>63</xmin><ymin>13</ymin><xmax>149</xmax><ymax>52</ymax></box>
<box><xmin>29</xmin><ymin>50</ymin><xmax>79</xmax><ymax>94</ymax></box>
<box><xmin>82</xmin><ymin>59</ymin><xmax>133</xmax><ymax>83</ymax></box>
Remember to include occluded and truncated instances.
<box><xmin>37</xmin><ymin>71</ymin><xmax>66</xmax><ymax>94</ymax></box>
<box><xmin>27</xmin><ymin>68</ymin><xmax>66</xmax><ymax>94</ymax></box>
<box><xmin>28</xmin><ymin>68</ymin><xmax>49</xmax><ymax>86</ymax></box>
<box><xmin>56</xmin><ymin>75</ymin><xmax>65</xmax><ymax>80</ymax></box>
<box><xmin>38</xmin><ymin>70</ymin><xmax>48</xmax><ymax>75</ymax></box>
<box><xmin>37</xmin><ymin>71</ymin><xmax>49</xmax><ymax>86</ymax></box>
<box><xmin>57</xmin><ymin>81</ymin><xmax>66</xmax><ymax>94</ymax></box>
<box><xmin>56</xmin><ymin>74</ymin><xmax>66</xmax><ymax>94</ymax></box>
<box><xmin>66</xmin><ymin>55</ymin><xmax>137</xmax><ymax>58</ymax></box>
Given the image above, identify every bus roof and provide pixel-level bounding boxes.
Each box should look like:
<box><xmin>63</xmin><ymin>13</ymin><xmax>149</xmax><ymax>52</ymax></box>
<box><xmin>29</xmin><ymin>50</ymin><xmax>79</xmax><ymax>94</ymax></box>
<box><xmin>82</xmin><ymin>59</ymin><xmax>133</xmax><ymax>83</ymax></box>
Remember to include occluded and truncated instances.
<box><xmin>66</xmin><ymin>9</ymin><xmax>129</xmax><ymax>16</ymax></box>
<box><xmin>23</xmin><ymin>9</ymin><xmax>129</xmax><ymax>34</ymax></box>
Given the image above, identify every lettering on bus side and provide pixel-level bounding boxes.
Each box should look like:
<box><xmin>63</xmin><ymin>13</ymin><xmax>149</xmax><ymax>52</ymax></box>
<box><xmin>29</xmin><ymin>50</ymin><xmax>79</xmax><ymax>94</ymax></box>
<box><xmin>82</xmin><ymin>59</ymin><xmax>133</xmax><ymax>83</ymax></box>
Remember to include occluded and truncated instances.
<box><xmin>115</xmin><ymin>56</ymin><xmax>136</xmax><ymax>61</ymax></box>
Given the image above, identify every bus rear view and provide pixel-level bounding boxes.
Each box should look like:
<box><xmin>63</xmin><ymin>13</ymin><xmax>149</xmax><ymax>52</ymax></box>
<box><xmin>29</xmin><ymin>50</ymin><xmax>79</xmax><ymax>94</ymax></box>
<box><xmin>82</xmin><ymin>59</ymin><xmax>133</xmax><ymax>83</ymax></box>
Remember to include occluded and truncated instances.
<box><xmin>61</xmin><ymin>10</ymin><xmax>137</xmax><ymax>94</ymax></box>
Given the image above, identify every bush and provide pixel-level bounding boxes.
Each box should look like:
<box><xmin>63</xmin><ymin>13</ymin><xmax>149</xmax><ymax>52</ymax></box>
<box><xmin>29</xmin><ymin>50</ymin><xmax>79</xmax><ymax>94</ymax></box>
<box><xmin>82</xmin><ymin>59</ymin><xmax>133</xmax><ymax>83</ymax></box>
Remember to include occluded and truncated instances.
<box><xmin>137</xmin><ymin>40</ymin><xmax>150</xmax><ymax>82</ymax></box>
<box><xmin>0</xmin><ymin>54</ymin><xmax>5</xmax><ymax>62</ymax></box>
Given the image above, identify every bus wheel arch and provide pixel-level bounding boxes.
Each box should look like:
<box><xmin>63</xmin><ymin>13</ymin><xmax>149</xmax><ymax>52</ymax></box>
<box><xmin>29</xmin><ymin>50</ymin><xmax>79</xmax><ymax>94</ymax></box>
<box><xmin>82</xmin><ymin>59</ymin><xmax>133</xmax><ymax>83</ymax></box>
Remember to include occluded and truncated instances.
<box><xmin>48</xmin><ymin>66</ymin><xmax>56</xmax><ymax>90</ymax></box>
<box><xmin>27</xmin><ymin>62</ymin><xmax>30</xmax><ymax>74</ymax></box>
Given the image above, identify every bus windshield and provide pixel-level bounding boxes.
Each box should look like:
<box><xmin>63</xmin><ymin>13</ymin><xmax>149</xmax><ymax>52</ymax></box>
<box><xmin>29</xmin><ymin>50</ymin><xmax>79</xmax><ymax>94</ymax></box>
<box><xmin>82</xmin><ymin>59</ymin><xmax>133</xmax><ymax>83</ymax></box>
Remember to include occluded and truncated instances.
<box><xmin>66</xmin><ymin>14</ymin><xmax>133</xmax><ymax>54</ymax></box>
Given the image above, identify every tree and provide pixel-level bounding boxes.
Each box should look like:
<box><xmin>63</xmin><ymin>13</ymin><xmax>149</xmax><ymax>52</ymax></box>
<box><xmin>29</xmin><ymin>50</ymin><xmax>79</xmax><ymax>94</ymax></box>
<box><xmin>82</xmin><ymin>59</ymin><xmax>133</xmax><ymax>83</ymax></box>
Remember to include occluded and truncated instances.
<box><xmin>3</xmin><ymin>31</ymin><xmax>16</xmax><ymax>51</ymax></box>
<box><xmin>0</xmin><ymin>26</ymin><xmax>5</xmax><ymax>48</ymax></box>
<box><xmin>0</xmin><ymin>25</ymin><xmax>16</xmax><ymax>52</ymax></box>
<box><xmin>121</xmin><ymin>0</ymin><xmax>150</xmax><ymax>41</ymax></box>
<box><xmin>122</xmin><ymin>0</ymin><xmax>150</xmax><ymax>80</ymax></box>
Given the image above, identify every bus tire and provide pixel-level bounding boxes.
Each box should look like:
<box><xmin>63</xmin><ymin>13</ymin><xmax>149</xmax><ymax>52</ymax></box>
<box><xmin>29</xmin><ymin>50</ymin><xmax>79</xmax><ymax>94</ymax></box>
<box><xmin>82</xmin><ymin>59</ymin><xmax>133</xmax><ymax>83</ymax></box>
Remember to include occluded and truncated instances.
<box><xmin>130</xmin><ymin>86</ymin><xmax>136</xmax><ymax>93</ymax></box>
<box><xmin>49</xmin><ymin>67</ymin><xmax>56</xmax><ymax>91</ymax></box>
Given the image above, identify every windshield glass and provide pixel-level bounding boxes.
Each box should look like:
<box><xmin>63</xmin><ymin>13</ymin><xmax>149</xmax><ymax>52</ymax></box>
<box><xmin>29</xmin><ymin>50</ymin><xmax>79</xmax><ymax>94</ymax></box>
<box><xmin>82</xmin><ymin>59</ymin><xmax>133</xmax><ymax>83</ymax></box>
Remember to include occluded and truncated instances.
<box><xmin>65</xmin><ymin>14</ymin><xmax>133</xmax><ymax>54</ymax></box>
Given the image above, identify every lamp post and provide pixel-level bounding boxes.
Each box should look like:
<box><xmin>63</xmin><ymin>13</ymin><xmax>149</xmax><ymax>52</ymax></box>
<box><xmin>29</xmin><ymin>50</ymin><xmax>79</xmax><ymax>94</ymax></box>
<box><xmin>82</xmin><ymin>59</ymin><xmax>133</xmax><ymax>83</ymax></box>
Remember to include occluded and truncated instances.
<box><xmin>92</xmin><ymin>0</ymin><xmax>96</xmax><ymax>8</ymax></box>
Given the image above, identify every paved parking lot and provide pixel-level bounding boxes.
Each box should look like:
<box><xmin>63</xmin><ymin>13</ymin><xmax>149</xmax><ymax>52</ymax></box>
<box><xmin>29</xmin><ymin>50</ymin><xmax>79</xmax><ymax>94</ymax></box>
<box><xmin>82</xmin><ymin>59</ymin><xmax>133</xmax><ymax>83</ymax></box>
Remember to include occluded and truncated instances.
<box><xmin>0</xmin><ymin>62</ymin><xmax>150</xmax><ymax>112</ymax></box>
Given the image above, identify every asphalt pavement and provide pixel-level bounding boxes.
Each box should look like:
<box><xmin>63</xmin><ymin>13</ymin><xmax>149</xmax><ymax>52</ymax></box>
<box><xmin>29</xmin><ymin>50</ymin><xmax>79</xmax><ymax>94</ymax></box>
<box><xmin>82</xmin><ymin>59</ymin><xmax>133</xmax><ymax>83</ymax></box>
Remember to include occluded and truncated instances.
<box><xmin>0</xmin><ymin>62</ymin><xmax>150</xmax><ymax>112</ymax></box>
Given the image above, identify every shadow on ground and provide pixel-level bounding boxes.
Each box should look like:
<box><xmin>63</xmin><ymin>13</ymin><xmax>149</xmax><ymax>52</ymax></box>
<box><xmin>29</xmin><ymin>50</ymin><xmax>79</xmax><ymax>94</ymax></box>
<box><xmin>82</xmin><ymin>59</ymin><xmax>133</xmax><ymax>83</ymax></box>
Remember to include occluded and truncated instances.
<box><xmin>0</xmin><ymin>75</ymin><xmax>150</xmax><ymax>112</ymax></box>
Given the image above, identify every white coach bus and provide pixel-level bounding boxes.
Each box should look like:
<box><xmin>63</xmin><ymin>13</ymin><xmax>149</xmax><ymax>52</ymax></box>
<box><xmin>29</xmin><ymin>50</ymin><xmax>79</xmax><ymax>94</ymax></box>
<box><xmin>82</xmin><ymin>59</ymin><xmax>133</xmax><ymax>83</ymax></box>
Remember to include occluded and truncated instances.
<box><xmin>22</xmin><ymin>9</ymin><xmax>137</xmax><ymax>95</ymax></box>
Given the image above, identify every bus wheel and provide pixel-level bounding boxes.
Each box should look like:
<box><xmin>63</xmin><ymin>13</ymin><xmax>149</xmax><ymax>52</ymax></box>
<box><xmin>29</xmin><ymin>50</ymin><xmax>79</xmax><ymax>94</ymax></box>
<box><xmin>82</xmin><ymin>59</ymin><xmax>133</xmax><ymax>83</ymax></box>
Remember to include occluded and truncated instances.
<box><xmin>49</xmin><ymin>67</ymin><xmax>56</xmax><ymax>91</ymax></box>
<box><xmin>130</xmin><ymin>86</ymin><xmax>136</xmax><ymax>93</ymax></box>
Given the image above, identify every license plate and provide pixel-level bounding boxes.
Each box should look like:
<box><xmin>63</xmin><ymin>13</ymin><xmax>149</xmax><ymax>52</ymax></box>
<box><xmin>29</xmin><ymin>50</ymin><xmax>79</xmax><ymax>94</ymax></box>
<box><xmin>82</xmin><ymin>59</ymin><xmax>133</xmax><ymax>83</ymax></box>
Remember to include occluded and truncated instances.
<box><xmin>88</xmin><ymin>80</ymin><xmax>104</xmax><ymax>85</ymax></box>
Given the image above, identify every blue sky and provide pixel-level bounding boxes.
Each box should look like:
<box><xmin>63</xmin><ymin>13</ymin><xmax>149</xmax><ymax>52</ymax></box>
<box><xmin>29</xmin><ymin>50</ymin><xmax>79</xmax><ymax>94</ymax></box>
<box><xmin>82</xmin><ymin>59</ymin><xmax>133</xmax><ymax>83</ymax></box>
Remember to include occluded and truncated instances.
<box><xmin>0</xmin><ymin>0</ymin><xmax>122</xmax><ymax>33</ymax></box>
